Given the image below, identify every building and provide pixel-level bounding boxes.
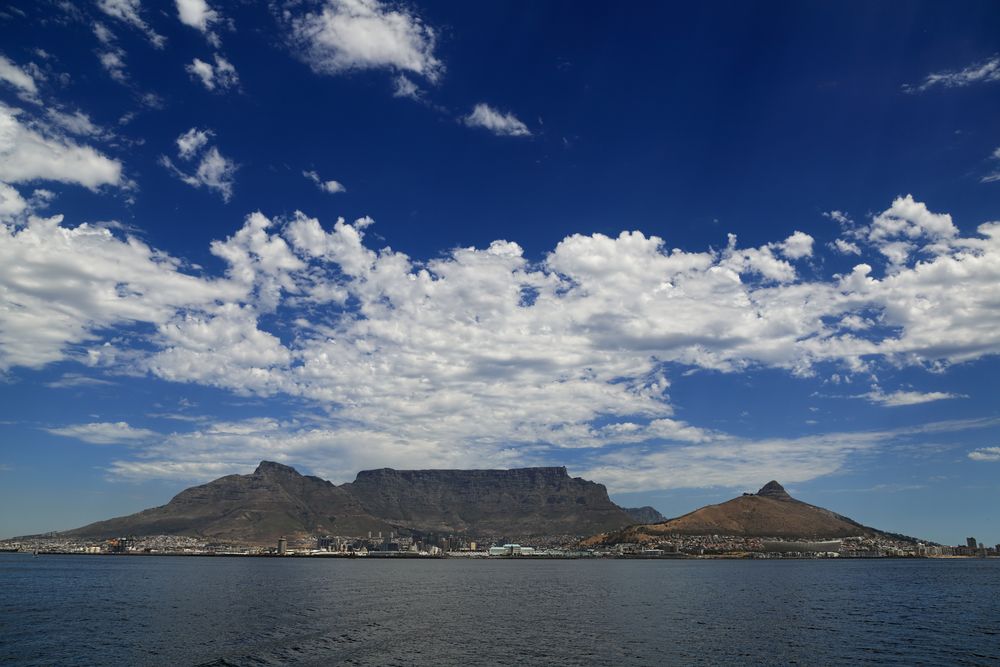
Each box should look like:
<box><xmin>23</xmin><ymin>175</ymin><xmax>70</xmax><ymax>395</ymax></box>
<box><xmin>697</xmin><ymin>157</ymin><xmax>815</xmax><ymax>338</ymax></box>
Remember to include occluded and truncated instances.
<box><xmin>277</xmin><ymin>537</ymin><xmax>287</xmax><ymax>555</ymax></box>
<box><xmin>488</xmin><ymin>543</ymin><xmax>532</xmax><ymax>556</ymax></box>
<box><xmin>967</xmin><ymin>537</ymin><xmax>978</xmax><ymax>549</ymax></box>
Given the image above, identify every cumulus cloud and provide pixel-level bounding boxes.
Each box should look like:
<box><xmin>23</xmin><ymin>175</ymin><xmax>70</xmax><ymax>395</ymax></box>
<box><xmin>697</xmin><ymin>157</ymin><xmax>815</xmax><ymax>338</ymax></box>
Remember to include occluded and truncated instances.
<box><xmin>175</xmin><ymin>0</ymin><xmax>222</xmax><ymax>45</ymax></box>
<box><xmin>464</xmin><ymin>103</ymin><xmax>531</xmax><ymax>137</ymax></box>
<box><xmin>46</xmin><ymin>421</ymin><xmax>158</xmax><ymax>445</ymax></box>
<box><xmin>96</xmin><ymin>0</ymin><xmax>165</xmax><ymax>48</ymax></box>
<box><xmin>904</xmin><ymin>55</ymin><xmax>1000</xmax><ymax>93</ymax></box>
<box><xmin>303</xmin><ymin>169</ymin><xmax>346</xmax><ymax>194</ymax></box>
<box><xmin>0</xmin><ymin>214</ymin><xmax>243</xmax><ymax>369</ymax></box>
<box><xmin>185</xmin><ymin>54</ymin><xmax>239</xmax><ymax>92</ymax></box>
<box><xmin>968</xmin><ymin>446</ymin><xmax>1000</xmax><ymax>462</ymax></box>
<box><xmin>288</xmin><ymin>0</ymin><xmax>443</xmax><ymax>82</ymax></box>
<box><xmin>160</xmin><ymin>127</ymin><xmax>237</xmax><ymax>201</ymax></box>
<box><xmin>176</xmin><ymin>127</ymin><xmax>211</xmax><ymax>158</ymax></box>
<box><xmin>779</xmin><ymin>230</ymin><xmax>814</xmax><ymax>259</ymax></box>
<box><xmin>0</xmin><ymin>104</ymin><xmax>122</xmax><ymax>189</ymax></box>
<box><xmin>3</xmin><ymin>196</ymin><xmax>1000</xmax><ymax>484</ymax></box>
<box><xmin>0</xmin><ymin>182</ymin><xmax>27</xmax><ymax>220</ymax></box>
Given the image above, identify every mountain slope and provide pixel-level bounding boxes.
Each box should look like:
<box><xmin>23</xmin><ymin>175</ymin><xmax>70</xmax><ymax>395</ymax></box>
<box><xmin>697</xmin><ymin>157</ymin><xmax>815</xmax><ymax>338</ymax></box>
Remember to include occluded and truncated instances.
<box><xmin>588</xmin><ymin>481</ymin><xmax>887</xmax><ymax>544</ymax></box>
<box><xmin>60</xmin><ymin>462</ymin><xmax>636</xmax><ymax>542</ymax></box>
<box><xmin>63</xmin><ymin>461</ymin><xmax>390</xmax><ymax>543</ymax></box>
<box><xmin>343</xmin><ymin>466</ymin><xmax>634</xmax><ymax>536</ymax></box>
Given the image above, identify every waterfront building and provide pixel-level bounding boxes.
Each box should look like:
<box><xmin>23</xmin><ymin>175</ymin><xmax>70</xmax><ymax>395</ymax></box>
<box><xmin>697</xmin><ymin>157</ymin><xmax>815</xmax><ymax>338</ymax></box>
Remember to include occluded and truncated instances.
<box><xmin>278</xmin><ymin>537</ymin><xmax>287</xmax><ymax>555</ymax></box>
<box><xmin>966</xmin><ymin>537</ymin><xmax>978</xmax><ymax>549</ymax></box>
<box><xmin>488</xmin><ymin>543</ymin><xmax>531</xmax><ymax>556</ymax></box>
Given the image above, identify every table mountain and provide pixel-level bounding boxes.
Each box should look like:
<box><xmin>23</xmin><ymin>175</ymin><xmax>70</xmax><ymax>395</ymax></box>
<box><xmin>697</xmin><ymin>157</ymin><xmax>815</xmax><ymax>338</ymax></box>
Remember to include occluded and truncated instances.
<box><xmin>343</xmin><ymin>466</ymin><xmax>635</xmax><ymax>536</ymax></box>
<box><xmin>60</xmin><ymin>462</ymin><xmax>636</xmax><ymax>543</ymax></box>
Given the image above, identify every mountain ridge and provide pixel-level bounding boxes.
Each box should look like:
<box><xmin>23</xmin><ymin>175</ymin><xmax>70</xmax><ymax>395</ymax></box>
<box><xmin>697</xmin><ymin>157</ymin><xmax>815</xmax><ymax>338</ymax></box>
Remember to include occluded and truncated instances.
<box><xmin>60</xmin><ymin>461</ymin><xmax>636</xmax><ymax>543</ymax></box>
<box><xmin>584</xmin><ymin>481</ymin><xmax>913</xmax><ymax>544</ymax></box>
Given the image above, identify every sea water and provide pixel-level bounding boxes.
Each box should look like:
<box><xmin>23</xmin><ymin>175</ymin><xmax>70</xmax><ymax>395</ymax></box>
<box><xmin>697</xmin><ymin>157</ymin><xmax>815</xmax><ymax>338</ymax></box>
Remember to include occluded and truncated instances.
<box><xmin>1</xmin><ymin>554</ymin><xmax>998</xmax><ymax>665</ymax></box>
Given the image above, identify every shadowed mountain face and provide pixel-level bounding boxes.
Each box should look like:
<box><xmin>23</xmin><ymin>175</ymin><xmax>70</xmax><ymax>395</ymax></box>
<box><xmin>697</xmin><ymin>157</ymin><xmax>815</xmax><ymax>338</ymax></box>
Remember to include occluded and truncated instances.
<box><xmin>62</xmin><ymin>462</ymin><xmax>391</xmax><ymax>544</ymax></box>
<box><xmin>342</xmin><ymin>467</ymin><xmax>634</xmax><ymax>536</ymax></box>
<box><xmin>61</xmin><ymin>462</ymin><xmax>635</xmax><ymax>543</ymax></box>
<box><xmin>622</xmin><ymin>506</ymin><xmax>667</xmax><ymax>524</ymax></box>
<box><xmin>588</xmin><ymin>481</ymin><xmax>887</xmax><ymax>544</ymax></box>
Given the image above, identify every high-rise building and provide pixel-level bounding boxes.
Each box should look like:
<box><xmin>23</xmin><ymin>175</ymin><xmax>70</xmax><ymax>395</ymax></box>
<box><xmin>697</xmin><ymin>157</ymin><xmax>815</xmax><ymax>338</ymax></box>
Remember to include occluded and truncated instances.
<box><xmin>966</xmin><ymin>537</ymin><xmax>978</xmax><ymax>549</ymax></box>
<box><xmin>278</xmin><ymin>537</ymin><xmax>287</xmax><ymax>555</ymax></box>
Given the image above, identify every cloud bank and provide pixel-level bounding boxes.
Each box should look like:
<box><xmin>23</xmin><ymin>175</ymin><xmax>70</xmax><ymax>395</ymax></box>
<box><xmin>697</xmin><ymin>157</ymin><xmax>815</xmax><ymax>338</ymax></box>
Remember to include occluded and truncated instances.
<box><xmin>4</xmin><ymin>194</ymin><xmax>1000</xmax><ymax>483</ymax></box>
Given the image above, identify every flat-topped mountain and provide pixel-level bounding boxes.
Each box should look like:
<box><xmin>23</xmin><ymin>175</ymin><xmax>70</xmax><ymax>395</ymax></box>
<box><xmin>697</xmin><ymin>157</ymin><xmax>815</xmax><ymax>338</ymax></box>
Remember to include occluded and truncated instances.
<box><xmin>61</xmin><ymin>462</ymin><xmax>635</xmax><ymax>543</ymax></box>
<box><xmin>586</xmin><ymin>481</ymin><xmax>899</xmax><ymax>545</ymax></box>
<box><xmin>343</xmin><ymin>466</ymin><xmax>634</xmax><ymax>536</ymax></box>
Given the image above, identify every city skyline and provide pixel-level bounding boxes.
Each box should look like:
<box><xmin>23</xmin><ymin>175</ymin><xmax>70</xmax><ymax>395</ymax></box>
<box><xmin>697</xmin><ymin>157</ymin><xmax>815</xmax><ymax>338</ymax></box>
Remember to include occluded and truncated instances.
<box><xmin>1</xmin><ymin>1</ymin><xmax>999</xmax><ymax>545</ymax></box>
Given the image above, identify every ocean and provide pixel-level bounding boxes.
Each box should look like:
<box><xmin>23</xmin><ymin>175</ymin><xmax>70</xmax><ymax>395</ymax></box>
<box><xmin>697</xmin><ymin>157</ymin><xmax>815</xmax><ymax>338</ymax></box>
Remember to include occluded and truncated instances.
<box><xmin>1</xmin><ymin>554</ymin><xmax>998</xmax><ymax>665</ymax></box>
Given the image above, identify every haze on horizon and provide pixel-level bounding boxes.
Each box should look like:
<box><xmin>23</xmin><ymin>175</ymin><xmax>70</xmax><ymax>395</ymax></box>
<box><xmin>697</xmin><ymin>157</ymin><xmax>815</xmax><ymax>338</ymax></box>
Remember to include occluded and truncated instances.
<box><xmin>0</xmin><ymin>0</ymin><xmax>998</xmax><ymax>546</ymax></box>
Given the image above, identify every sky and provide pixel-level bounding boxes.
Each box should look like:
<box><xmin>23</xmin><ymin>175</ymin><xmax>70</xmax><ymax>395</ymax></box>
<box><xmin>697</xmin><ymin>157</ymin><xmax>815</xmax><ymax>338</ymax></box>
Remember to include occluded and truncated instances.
<box><xmin>0</xmin><ymin>0</ymin><xmax>998</xmax><ymax>545</ymax></box>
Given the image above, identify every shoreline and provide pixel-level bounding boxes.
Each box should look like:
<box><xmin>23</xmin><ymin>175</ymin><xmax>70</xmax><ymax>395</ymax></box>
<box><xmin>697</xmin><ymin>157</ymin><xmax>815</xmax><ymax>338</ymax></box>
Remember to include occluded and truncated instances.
<box><xmin>4</xmin><ymin>551</ymin><xmax>997</xmax><ymax>561</ymax></box>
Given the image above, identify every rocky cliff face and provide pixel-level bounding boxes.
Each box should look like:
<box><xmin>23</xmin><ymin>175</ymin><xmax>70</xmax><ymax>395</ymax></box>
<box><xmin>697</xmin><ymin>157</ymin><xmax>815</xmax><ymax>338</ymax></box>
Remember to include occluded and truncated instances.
<box><xmin>622</xmin><ymin>506</ymin><xmax>667</xmax><ymax>524</ymax></box>
<box><xmin>62</xmin><ymin>462</ymin><xmax>636</xmax><ymax>542</ymax></box>
<box><xmin>344</xmin><ymin>466</ymin><xmax>634</xmax><ymax>536</ymax></box>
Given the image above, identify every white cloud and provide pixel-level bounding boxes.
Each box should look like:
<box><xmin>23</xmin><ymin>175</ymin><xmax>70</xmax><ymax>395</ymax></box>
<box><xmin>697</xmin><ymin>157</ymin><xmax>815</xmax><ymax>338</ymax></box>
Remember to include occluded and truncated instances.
<box><xmin>0</xmin><ymin>214</ymin><xmax>243</xmax><ymax>370</ymax></box>
<box><xmin>45</xmin><ymin>109</ymin><xmax>102</xmax><ymax>137</ymax></box>
<box><xmin>93</xmin><ymin>23</ymin><xmax>128</xmax><ymax>82</ymax></box>
<box><xmin>46</xmin><ymin>421</ymin><xmax>157</xmax><ymax>445</ymax></box>
<box><xmin>779</xmin><ymin>230</ymin><xmax>814</xmax><ymax>259</ymax></box>
<box><xmin>982</xmin><ymin>146</ymin><xmax>1000</xmax><ymax>184</ymax></box>
<box><xmin>904</xmin><ymin>55</ymin><xmax>1000</xmax><ymax>93</ymax></box>
<box><xmin>868</xmin><ymin>194</ymin><xmax>957</xmax><ymax>268</ymax></box>
<box><xmin>4</xmin><ymin>196</ymin><xmax>1000</xmax><ymax>485</ymax></box>
<box><xmin>176</xmin><ymin>127</ymin><xmax>211</xmax><ymax>159</ymax></box>
<box><xmin>392</xmin><ymin>74</ymin><xmax>420</xmax><ymax>100</ymax></box>
<box><xmin>288</xmin><ymin>0</ymin><xmax>443</xmax><ymax>82</ymax></box>
<box><xmin>175</xmin><ymin>0</ymin><xmax>221</xmax><ymax>45</ymax></box>
<box><xmin>185</xmin><ymin>54</ymin><xmax>239</xmax><ymax>92</ymax></box>
<box><xmin>45</xmin><ymin>373</ymin><xmax>115</xmax><ymax>389</ymax></box>
<box><xmin>862</xmin><ymin>388</ymin><xmax>964</xmax><ymax>407</ymax></box>
<box><xmin>968</xmin><ymin>446</ymin><xmax>1000</xmax><ymax>462</ymax></box>
<box><xmin>98</xmin><ymin>49</ymin><xmax>128</xmax><ymax>83</ymax></box>
<box><xmin>464</xmin><ymin>103</ymin><xmax>531</xmax><ymax>137</ymax></box>
<box><xmin>0</xmin><ymin>54</ymin><xmax>38</xmax><ymax>100</ymax></box>
<box><xmin>0</xmin><ymin>104</ymin><xmax>122</xmax><ymax>190</ymax></box>
<box><xmin>833</xmin><ymin>238</ymin><xmax>861</xmax><ymax>255</ymax></box>
<box><xmin>96</xmin><ymin>0</ymin><xmax>165</xmax><ymax>48</ymax></box>
<box><xmin>0</xmin><ymin>182</ymin><xmax>27</xmax><ymax>220</ymax></box>
<box><xmin>161</xmin><ymin>128</ymin><xmax>237</xmax><ymax>201</ymax></box>
<box><xmin>304</xmin><ymin>170</ymin><xmax>346</xmax><ymax>194</ymax></box>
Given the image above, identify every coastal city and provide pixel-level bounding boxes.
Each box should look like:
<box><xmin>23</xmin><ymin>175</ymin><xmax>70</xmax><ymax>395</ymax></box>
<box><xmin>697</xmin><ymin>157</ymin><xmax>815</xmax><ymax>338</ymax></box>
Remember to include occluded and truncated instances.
<box><xmin>3</xmin><ymin>532</ymin><xmax>997</xmax><ymax>560</ymax></box>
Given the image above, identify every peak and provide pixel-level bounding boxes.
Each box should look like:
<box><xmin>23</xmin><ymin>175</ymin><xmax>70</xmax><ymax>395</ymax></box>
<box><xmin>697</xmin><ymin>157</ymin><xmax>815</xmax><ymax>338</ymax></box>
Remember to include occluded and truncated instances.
<box><xmin>254</xmin><ymin>461</ymin><xmax>299</xmax><ymax>476</ymax></box>
<box><xmin>756</xmin><ymin>480</ymin><xmax>792</xmax><ymax>500</ymax></box>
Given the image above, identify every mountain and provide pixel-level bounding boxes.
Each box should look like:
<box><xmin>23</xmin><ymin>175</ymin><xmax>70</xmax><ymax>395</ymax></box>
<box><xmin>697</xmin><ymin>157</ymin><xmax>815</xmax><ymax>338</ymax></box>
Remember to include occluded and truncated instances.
<box><xmin>63</xmin><ymin>461</ymin><xmax>391</xmax><ymax>544</ymax></box>
<box><xmin>586</xmin><ymin>481</ymin><xmax>895</xmax><ymax>544</ymax></box>
<box><xmin>343</xmin><ymin>466</ymin><xmax>634</xmax><ymax>536</ymax></box>
<box><xmin>622</xmin><ymin>506</ymin><xmax>667</xmax><ymax>524</ymax></box>
<box><xmin>61</xmin><ymin>462</ymin><xmax>635</xmax><ymax>543</ymax></box>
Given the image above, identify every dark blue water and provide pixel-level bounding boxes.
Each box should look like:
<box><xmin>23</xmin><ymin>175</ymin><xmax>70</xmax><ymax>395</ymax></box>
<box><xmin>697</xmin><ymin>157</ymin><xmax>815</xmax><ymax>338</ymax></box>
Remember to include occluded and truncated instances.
<box><xmin>1</xmin><ymin>555</ymin><xmax>998</xmax><ymax>666</ymax></box>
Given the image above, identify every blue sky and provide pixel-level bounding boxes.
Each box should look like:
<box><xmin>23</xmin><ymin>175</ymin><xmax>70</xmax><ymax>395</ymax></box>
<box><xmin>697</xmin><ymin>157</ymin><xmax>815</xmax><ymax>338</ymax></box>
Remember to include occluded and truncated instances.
<box><xmin>1</xmin><ymin>0</ymin><xmax>999</xmax><ymax>545</ymax></box>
